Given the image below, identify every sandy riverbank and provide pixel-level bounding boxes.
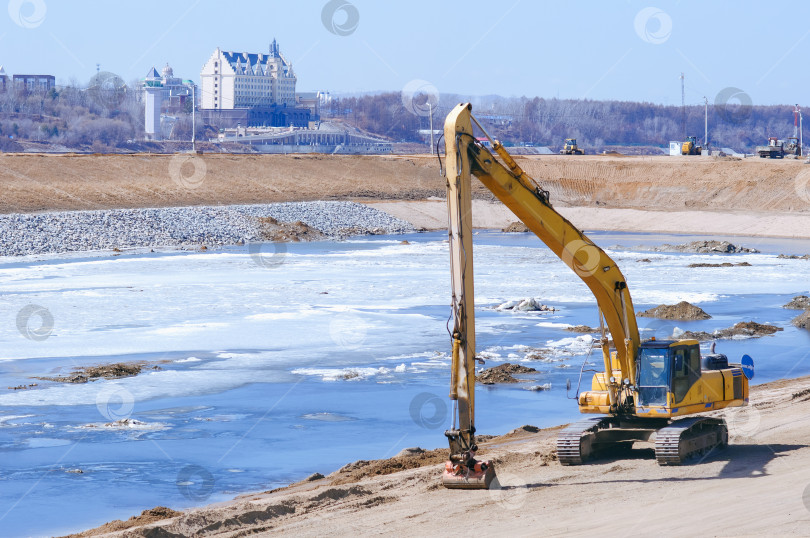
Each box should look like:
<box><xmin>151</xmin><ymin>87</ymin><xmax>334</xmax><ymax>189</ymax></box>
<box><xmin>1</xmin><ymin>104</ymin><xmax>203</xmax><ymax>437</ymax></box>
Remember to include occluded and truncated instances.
<box><xmin>368</xmin><ymin>200</ymin><xmax>810</xmax><ymax>239</ymax></box>
<box><xmin>2</xmin><ymin>152</ymin><xmax>809</xmax><ymax>241</ymax></box>
<box><xmin>68</xmin><ymin>374</ymin><xmax>810</xmax><ymax>537</ymax></box>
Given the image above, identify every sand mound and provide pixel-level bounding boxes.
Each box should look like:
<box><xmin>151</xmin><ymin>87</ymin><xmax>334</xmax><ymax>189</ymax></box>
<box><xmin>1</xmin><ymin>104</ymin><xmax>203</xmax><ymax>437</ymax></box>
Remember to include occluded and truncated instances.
<box><xmin>65</xmin><ymin>506</ymin><xmax>180</xmax><ymax>537</ymax></box>
<box><xmin>566</xmin><ymin>325</ymin><xmax>599</xmax><ymax>333</ymax></box>
<box><xmin>637</xmin><ymin>301</ymin><xmax>711</xmax><ymax>320</ymax></box>
<box><xmin>792</xmin><ymin>311</ymin><xmax>810</xmax><ymax>329</ymax></box>
<box><xmin>655</xmin><ymin>240</ymin><xmax>758</xmax><ymax>254</ymax></box>
<box><xmin>35</xmin><ymin>361</ymin><xmax>160</xmax><ymax>384</ymax></box>
<box><xmin>502</xmin><ymin>221</ymin><xmax>530</xmax><ymax>233</ymax></box>
<box><xmin>784</xmin><ymin>296</ymin><xmax>810</xmax><ymax>310</ymax></box>
<box><xmin>329</xmin><ymin>448</ymin><xmax>447</xmax><ymax>485</ymax></box>
<box><xmin>680</xmin><ymin>321</ymin><xmax>783</xmax><ymax>340</ymax></box>
<box><xmin>257</xmin><ymin>216</ymin><xmax>325</xmax><ymax>242</ymax></box>
<box><xmin>476</xmin><ymin>363</ymin><xmax>538</xmax><ymax>384</ymax></box>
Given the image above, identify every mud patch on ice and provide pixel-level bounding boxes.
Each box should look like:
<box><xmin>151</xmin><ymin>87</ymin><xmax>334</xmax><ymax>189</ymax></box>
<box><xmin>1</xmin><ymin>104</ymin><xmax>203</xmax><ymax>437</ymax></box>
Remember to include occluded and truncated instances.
<box><xmin>476</xmin><ymin>363</ymin><xmax>538</xmax><ymax>385</ymax></box>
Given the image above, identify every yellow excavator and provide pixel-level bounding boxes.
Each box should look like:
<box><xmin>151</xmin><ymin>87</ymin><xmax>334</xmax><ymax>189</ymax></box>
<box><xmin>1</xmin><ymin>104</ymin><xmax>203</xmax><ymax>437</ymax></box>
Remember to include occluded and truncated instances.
<box><xmin>441</xmin><ymin>103</ymin><xmax>753</xmax><ymax>489</ymax></box>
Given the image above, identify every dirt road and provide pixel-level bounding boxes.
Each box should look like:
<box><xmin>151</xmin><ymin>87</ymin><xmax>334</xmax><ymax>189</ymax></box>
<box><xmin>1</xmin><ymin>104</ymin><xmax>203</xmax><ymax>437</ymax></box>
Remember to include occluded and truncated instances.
<box><xmin>71</xmin><ymin>376</ymin><xmax>810</xmax><ymax>537</ymax></box>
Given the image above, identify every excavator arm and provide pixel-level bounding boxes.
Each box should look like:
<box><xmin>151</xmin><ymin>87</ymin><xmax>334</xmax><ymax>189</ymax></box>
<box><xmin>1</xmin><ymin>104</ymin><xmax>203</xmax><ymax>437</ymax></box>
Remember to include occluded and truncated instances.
<box><xmin>442</xmin><ymin>104</ymin><xmax>641</xmax><ymax>487</ymax></box>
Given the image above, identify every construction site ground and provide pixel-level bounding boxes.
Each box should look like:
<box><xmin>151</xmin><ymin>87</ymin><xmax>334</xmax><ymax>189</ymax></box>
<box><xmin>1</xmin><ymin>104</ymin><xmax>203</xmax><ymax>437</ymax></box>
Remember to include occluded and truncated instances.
<box><xmin>69</xmin><ymin>376</ymin><xmax>810</xmax><ymax>536</ymax></box>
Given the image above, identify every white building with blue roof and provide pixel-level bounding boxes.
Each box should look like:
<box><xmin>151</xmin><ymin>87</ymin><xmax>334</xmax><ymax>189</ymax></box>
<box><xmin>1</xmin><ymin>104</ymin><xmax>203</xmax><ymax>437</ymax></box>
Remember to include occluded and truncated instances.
<box><xmin>200</xmin><ymin>39</ymin><xmax>296</xmax><ymax>111</ymax></box>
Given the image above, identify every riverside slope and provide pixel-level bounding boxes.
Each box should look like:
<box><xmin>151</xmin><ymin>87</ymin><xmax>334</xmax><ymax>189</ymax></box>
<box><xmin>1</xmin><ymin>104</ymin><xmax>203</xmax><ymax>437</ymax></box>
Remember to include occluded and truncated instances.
<box><xmin>70</xmin><ymin>375</ymin><xmax>810</xmax><ymax>537</ymax></box>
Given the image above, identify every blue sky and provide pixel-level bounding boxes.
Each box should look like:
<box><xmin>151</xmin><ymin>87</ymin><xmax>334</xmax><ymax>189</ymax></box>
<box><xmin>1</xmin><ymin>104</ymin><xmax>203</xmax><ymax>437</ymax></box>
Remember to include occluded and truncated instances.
<box><xmin>1</xmin><ymin>0</ymin><xmax>808</xmax><ymax>106</ymax></box>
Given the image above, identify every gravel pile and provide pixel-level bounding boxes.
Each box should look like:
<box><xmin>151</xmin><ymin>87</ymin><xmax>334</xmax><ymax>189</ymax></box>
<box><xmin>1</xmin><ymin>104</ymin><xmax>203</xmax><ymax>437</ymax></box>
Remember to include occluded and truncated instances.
<box><xmin>0</xmin><ymin>201</ymin><xmax>414</xmax><ymax>257</ymax></box>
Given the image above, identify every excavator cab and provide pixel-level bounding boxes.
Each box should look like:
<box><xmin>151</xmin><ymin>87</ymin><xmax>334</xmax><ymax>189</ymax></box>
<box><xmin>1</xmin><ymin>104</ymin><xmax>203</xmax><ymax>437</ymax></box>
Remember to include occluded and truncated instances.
<box><xmin>636</xmin><ymin>340</ymin><xmax>701</xmax><ymax>407</ymax></box>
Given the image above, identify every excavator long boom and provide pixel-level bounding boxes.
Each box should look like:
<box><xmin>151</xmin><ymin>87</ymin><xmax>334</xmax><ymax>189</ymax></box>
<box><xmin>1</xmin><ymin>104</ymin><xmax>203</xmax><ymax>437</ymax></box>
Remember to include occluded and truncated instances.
<box><xmin>444</xmin><ymin>104</ymin><xmax>640</xmax><ymax>438</ymax></box>
<box><xmin>443</xmin><ymin>104</ymin><xmax>750</xmax><ymax>474</ymax></box>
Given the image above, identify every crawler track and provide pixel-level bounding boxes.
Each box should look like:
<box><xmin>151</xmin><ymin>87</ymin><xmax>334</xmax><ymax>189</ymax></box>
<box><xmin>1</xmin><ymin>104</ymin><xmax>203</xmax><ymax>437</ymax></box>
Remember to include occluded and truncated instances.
<box><xmin>557</xmin><ymin>415</ymin><xmax>728</xmax><ymax>466</ymax></box>
<box><xmin>655</xmin><ymin>417</ymin><xmax>728</xmax><ymax>465</ymax></box>
<box><xmin>556</xmin><ymin>417</ymin><xmax>612</xmax><ymax>465</ymax></box>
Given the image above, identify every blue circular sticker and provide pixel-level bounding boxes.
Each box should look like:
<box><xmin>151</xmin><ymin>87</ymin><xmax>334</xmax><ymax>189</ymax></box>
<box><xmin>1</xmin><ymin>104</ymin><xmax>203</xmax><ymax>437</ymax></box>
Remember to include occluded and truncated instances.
<box><xmin>741</xmin><ymin>354</ymin><xmax>754</xmax><ymax>380</ymax></box>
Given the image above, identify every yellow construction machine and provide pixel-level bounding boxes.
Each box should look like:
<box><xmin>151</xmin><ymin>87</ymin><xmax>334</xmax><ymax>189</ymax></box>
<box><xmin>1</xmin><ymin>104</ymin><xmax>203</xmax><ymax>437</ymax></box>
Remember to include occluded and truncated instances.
<box><xmin>441</xmin><ymin>103</ymin><xmax>753</xmax><ymax>489</ymax></box>
<box><xmin>560</xmin><ymin>138</ymin><xmax>585</xmax><ymax>155</ymax></box>
<box><xmin>681</xmin><ymin>136</ymin><xmax>702</xmax><ymax>155</ymax></box>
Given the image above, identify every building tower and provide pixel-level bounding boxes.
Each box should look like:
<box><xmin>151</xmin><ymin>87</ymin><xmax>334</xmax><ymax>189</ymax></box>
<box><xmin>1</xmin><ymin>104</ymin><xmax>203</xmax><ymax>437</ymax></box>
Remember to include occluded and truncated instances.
<box><xmin>144</xmin><ymin>68</ymin><xmax>163</xmax><ymax>140</ymax></box>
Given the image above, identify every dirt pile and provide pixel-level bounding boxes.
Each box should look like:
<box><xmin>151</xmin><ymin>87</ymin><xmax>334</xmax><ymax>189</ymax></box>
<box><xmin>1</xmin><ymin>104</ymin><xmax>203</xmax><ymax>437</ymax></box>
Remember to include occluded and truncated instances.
<box><xmin>792</xmin><ymin>311</ymin><xmax>810</xmax><ymax>329</ymax></box>
<box><xmin>36</xmin><ymin>361</ymin><xmax>159</xmax><ymax>384</ymax></box>
<box><xmin>655</xmin><ymin>240</ymin><xmax>758</xmax><ymax>254</ymax></box>
<box><xmin>502</xmin><ymin>221</ymin><xmax>530</xmax><ymax>233</ymax></box>
<box><xmin>680</xmin><ymin>321</ymin><xmax>783</xmax><ymax>340</ymax></box>
<box><xmin>329</xmin><ymin>447</ymin><xmax>447</xmax><ymax>485</ymax></box>
<box><xmin>64</xmin><ymin>506</ymin><xmax>180</xmax><ymax>537</ymax></box>
<box><xmin>566</xmin><ymin>325</ymin><xmax>599</xmax><ymax>333</ymax></box>
<box><xmin>784</xmin><ymin>295</ymin><xmax>810</xmax><ymax>309</ymax></box>
<box><xmin>688</xmin><ymin>262</ymin><xmax>752</xmax><ymax>268</ymax></box>
<box><xmin>257</xmin><ymin>216</ymin><xmax>325</xmax><ymax>242</ymax></box>
<box><xmin>476</xmin><ymin>363</ymin><xmax>538</xmax><ymax>384</ymax></box>
<box><xmin>637</xmin><ymin>301</ymin><xmax>712</xmax><ymax>320</ymax></box>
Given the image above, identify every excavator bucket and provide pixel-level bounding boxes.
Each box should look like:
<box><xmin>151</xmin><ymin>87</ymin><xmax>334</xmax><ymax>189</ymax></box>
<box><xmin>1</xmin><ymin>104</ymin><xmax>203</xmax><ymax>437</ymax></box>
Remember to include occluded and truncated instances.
<box><xmin>441</xmin><ymin>460</ymin><xmax>496</xmax><ymax>489</ymax></box>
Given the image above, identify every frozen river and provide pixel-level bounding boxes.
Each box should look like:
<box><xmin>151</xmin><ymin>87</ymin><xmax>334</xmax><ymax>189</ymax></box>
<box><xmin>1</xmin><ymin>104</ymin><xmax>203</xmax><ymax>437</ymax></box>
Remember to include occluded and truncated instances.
<box><xmin>1</xmin><ymin>230</ymin><xmax>809</xmax><ymax>536</ymax></box>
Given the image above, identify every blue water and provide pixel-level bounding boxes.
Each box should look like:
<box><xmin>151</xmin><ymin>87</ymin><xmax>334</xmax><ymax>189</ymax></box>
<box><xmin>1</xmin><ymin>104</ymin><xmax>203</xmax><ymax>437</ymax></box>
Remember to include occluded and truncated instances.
<box><xmin>0</xmin><ymin>230</ymin><xmax>809</xmax><ymax>536</ymax></box>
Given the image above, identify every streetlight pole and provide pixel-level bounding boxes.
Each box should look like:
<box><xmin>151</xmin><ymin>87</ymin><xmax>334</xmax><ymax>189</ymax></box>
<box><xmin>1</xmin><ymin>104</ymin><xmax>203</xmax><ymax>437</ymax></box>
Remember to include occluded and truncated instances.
<box><xmin>800</xmin><ymin>106</ymin><xmax>803</xmax><ymax>157</ymax></box>
<box><xmin>704</xmin><ymin>96</ymin><xmax>708</xmax><ymax>154</ymax></box>
<box><xmin>428</xmin><ymin>102</ymin><xmax>434</xmax><ymax>155</ymax></box>
<box><xmin>192</xmin><ymin>84</ymin><xmax>196</xmax><ymax>152</ymax></box>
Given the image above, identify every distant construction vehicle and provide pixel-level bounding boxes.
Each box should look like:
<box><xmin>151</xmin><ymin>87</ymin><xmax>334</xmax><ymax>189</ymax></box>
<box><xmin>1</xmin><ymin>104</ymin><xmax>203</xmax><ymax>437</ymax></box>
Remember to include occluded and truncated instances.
<box><xmin>756</xmin><ymin>137</ymin><xmax>785</xmax><ymax>159</ymax></box>
<box><xmin>785</xmin><ymin>136</ymin><xmax>802</xmax><ymax>156</ymax></box>
<box><xmin>681</xmin><ymin>136</ymin><xmax>702</xmax><ymax>155</ymax></box>
<box><xmin>560</xmin><ymin>138</ymin><xmax>585</xmax><ymax>155</ymax></box>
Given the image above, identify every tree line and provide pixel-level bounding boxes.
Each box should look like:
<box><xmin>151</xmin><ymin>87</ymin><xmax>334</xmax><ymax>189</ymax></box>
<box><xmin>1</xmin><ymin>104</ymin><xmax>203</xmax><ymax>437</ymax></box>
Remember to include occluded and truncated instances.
<box><xmin>0</xmin><ymin>81</ymin><xmax>204</xmax><ymax>152</ymax></box>
<box><xmin>1</xmin><ymin>84</ymin><xmax>802</xmax><ymax>154</ymax></box>
<box><xmin>324</xmin><ymin>93</ymin><xmax>804</xmax><ymax>153</ymax></box>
